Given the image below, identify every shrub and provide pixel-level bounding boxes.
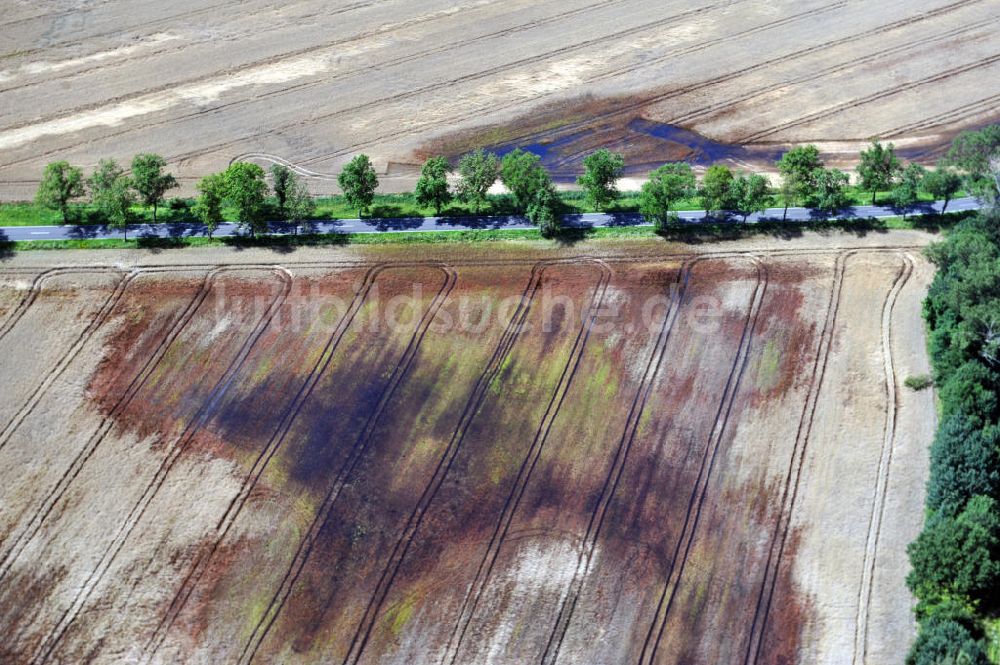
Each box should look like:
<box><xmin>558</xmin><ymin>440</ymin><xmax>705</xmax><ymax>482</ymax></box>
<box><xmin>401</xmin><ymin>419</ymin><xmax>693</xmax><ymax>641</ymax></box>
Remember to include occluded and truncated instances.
<box><xmin>905</xmin><ymin>374</ymin><xmax>934</xmax><ymax>391</ymax></box>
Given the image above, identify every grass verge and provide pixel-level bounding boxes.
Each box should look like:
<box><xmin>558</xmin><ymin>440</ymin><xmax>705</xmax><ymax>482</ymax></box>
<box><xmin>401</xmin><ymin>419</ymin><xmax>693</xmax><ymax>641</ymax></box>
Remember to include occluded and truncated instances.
<box><xmin>0</xmin><ymin>211</ymin><xmax>971</xmax><ymax>255</ymax></box>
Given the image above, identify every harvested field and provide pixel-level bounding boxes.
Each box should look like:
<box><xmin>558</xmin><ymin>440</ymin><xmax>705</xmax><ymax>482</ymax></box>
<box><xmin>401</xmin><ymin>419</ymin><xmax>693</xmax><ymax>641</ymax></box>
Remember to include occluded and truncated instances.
<box><xmin>1</xmin><ymin>0</ymin><xmax>999</xmax><ymax>197</ymax></box>
<box><xmin>0</xmin><ymin>234</ymin><xmax>935</xmax><ymax>664</ymax></box>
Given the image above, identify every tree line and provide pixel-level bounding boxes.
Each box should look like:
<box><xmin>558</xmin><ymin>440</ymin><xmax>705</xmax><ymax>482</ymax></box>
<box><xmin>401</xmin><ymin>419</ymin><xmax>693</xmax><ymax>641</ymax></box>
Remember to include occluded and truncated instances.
<box><xmin>902</xmin><ymin>126</ymin><xmax>1000</xmax><ymax>665</ymax></box>
<box><xmin>34</xmin><ymin>126</ymin><xmax>999</xmax><ymax>238</ymax></box>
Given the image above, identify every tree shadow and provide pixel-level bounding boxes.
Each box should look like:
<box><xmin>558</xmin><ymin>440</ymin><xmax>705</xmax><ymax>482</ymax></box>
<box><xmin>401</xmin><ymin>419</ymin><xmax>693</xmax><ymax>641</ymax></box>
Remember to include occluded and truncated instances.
<box><xmin>435</xmin><ymin>214</ymin><xmax>524</xmax><ymax>230</ymax></box>
<box><xmin>364</xmin><ymin>217</ymin><xmax>427</xmax><ymax>231</ymax></box>
<box><xmin>0</xmin><ymin>229</ymin><xmax>13</xmax><ymax>261</ymax></box>
<box><xmin>551</xmin><ymin>226</ymin><xmax>596</xmax><ymax>246</ymax></box>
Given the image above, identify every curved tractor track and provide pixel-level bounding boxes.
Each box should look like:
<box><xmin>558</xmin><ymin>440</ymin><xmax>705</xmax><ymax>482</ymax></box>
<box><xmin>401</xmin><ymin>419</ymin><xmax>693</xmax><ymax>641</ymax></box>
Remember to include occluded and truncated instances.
<box><xmin>852</xmin><ymin>253</ymin><xmax>914</xmax><ymax>665</ymax></box>
<box><xmin>140</xmin><ymin>262</ymin><xmax>457</xmax><ymax>664</ymax></box>
<box><xmin>440</xmin><ymin>258</ymin><xmax>615</xmax><ymax>665</ymax></box>
<box><xmin>29</xmin><ymin>265</ymin><xmax>295</xmax><ymax>665</ymax></box>
<box><xmin>0</xmin><ymin>267</ymin><xmax>132</xmax><ymax>455</ymax></box>
<box><xmin>337</xmin><ymin>258</ymin><xmax>612</xmax><ymax>665</ymax></box>
<box><xmin>539</xmin><ymin>255</ymin><xmax>691</xmax><ymax>664</ymax></box>
<box><xmin>742</xmin><ymin>251</ymin><xmax>850</xmax><ymax>665</ymax></box>
<box><xmin>0</xmin><ymin>249</ymin><xmax>933</xmax><ymax>664</ymax></box>
<box><xmin>0</xmin><ymin>264</ymin><xmax>298</xmax><ymax>585</ymax></box>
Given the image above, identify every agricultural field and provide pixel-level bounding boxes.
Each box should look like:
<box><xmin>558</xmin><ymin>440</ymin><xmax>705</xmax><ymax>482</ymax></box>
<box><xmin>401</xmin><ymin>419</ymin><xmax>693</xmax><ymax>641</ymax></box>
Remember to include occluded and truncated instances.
<box><xmin>1</xmin><ymin>0</ymin><xmax>999</xmax><ymax>198</ymax></box>
<box><xmin>0</xmin><ymin>234</ymin><xmax>935</xmax><ymax>664</ymax></box>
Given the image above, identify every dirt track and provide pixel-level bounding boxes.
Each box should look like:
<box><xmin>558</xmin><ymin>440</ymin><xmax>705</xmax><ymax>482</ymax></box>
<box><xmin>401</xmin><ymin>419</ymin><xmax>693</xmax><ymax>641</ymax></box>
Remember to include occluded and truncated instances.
<box><xmin>1</xmin><ymin>0</ymin><xmax>999</xmax><ymax>198</ymax></box>
<box><xmin>0</xmin><ymin>231</ymin><xmax>935</xmax><ymax>664</ymax></box>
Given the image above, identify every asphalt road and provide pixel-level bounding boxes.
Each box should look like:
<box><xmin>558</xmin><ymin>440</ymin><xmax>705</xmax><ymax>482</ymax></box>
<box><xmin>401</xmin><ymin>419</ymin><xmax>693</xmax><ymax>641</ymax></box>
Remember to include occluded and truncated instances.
<box><xmin>0</xmin><ymin>197</ymin><xmax>981</xmax><ymax>242</ymax></box>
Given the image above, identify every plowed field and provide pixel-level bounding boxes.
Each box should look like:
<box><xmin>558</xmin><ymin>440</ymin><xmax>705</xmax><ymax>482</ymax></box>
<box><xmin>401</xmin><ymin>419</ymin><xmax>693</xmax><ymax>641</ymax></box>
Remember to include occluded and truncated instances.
<box><xmin>1</xmin><ymin>0</ymin><xmax>998</xmax><ymax>197</ymax></box>
<box><xmin>0</xmin><ymin>238</ymin><xmax>934</xmax><ymax>664</ymax></box>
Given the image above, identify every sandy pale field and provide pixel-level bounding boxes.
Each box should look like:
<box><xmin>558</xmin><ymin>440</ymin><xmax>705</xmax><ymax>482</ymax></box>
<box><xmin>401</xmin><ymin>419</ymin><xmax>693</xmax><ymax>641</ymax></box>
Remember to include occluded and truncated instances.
<box><xmin>1</xmin><ymin>0</ymin><xmax>998</xmax><ymax>198</ymax></box>
<box><xmin>0</xmin><ymin>231</ymin><xmax>935</xmax><ymax>664</ymax></box>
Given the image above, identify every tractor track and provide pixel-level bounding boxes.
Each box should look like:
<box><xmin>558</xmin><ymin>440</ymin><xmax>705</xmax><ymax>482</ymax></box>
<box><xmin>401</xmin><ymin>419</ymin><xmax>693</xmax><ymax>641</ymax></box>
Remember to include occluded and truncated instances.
<box><xmin>0</xmin><ymin>267</ymin><xmax>132</xmax><ymax>455</ymax></box>
<box><xmin>851</xmin><ymin>253</ymin><xmax>913</xmax><ymax>665</ymax></box>
<box><xmin>884</xmin><ymin>90</ymin><xmax>1000</xmax><ymax>137</ymax></box>
<box><xmin>540</xmin><ymin>258</ymin><xmax>694</xmax><ymax>665</ymax></box>
<box><xmin>138</xmin><ymin>262</ymin><xmax>455</xmax><ymax>663</ymax></box>
<box><xmin>291</xmin><ymin>0</ymin><xmax>846</xmax><ymax>169</ymax></box>
<box><xmin>337</xmin><ymin>258</ymin><xmax>605</xmax><ymax>664</ymax></box>
<box><xmin>0</xmin><ymin>265</ymin><xmax>245</xmax><ymax>584</ymax></box>
<box><xmin>1</xmin><ymin>0</ymin><xmax>329</xmax><ymax>59</ymax></box>
<box><xmin>234</xmin><ymin>264</ymin><xmax>457</xmax><ymax>665</ymax></box>
<box><xmin>234</xmin><ymin>265</ymin><xmax>457</xmax><ymax>663</ymax></box>
<box><xmin>0</xmin><ymin>266</ymin><xmax>118</xmax><ymax>345</ymax></box>
<box><xmin>0</xmin><ymin>0</ymin><xmax>759</xmax><ymax>171</ymax></box>
<box><xmin>741</xmin><ymin>53</ymin><xmax>1000</xmax><ymax>143</ymax></box>
<box><xmin>289</xmin><ymin>0</ymin><xmax>979</xmax><ymax>170</ymax></box>
<box><xmin>0</xmin><ymin>0</ymin><xmax>625</xmax><ymax>100</ymax></box>
<box><xmin>29</xmin><ymin>265</ymin><xmax>294</xmax><ymax>665</ymax></box>
<box><xmin>0</xmin><ymin>0</ymin><xmax>504</xmax><ymax>116</ymax></box>
<box><xmin>743</xmin><ymin>251</ymin><xmax>849</xmax><ymax>665</ymax></box>
<box><xmin>441</xmin><ymin>259</ymin><xmax>613</xmax><ymax>664</ymax></box>
<box><xmin>672</xmin><ymin>14</ymin><xmax>1000</xmax><ymax>126</ymax></box>
<box><xmin>637</xmin><ymin>255</ymin><xmax>767</xmax><ymax>665</ymax></box>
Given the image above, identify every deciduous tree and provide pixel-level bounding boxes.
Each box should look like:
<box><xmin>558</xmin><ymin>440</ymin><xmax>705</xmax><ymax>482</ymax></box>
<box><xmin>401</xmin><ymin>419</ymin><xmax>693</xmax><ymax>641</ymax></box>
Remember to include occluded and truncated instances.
<box><xmin>89</xmin><ymin>158</ymin><xmax>137</xmax><ymax>236</ymax></box>
<box><xmin>35</xmin><ymin>161</ymin><xmax>84</xmax><ymax>223</ymax></box>
<box><xmin>414</xmin><ymin>156</ymin><xmax>452</xmax><ymax>215</ymax></box>
<box><xmin>729</xmin><ymin>172</ymin><xmax>773</xmax><ymax>222</ymax></box>
<box><xmin>638</xmin><ymin>162</ymin><xmax>696</xmax><ymax>229</ymax></box>
<box><xmin>946</xmin><ymin>125</ymin><xmax>1000</xmax><ymax>203</ymax></box>
<box><xmin>907</xmin><ymin>495</ymin><xmax>1000</xmax><ymax>611</ymax></box>
<box><xmin>577</xmin><ymin>148</ymin><xmax>624</xmax><ymax>211</ymax></box>
<box><xmin>223</xmin><ymin>161</ymin><xmax>269</xmax><ymax>237</ymax></box>
<box><xmin>88</xmin><ymin>158</ymin><xmax>126</xmax><ymax>203</ymax></box>
<box><xmin>699</xmin><ymin>164</ymin><xmax>734</xmax><ymax>215</ymax></box>
<box><xmin>927</xmin><ymin>414</ymin><xmax>1000</xmax><ymax>519</ymax></box>
<box><xmin>269</xmin><ymin>163</ymin><xmax>294</xmax><ymax>216</ymax></box>
<box><xmin>526</xmin><ymin>184</ymin><xmax>561</xmax><ymax>238</ymax></box>
<box><xmin>858</xmin><ymin>139</ymin><xmax>902</xmax><ymax>205</ymax></box>
<box><xmin>193</xmin><ymin>173</ymin><xmax>225</xmax><ymax>238</ymax></box>
<box><xmin>906</xmin><ymin>617</ymin><xmax>989</xmax><ymax>665</ymax></box>
<box><xmin>500</xmin><ymin>149</ymin><xmax>551</xmax><ymax>212</ymax></box>
<box><xmin>923</xmin><ymin>165</ymin><xmax>963</xmax><ymax>213</ymax></box>
<box><xmin>776</xmin><ymin>144</ymin><xmax>823</xmax><ymax>214</ymax></box>
<box><xmin>338</xmin><ymin>154</ymin><xmax>379</xmax><ymax>217</ymax></box>
<box><xmin>456</xmin><ymin>149</ymin><xmax>499</xmax><ymax>214</ymax></box>
<box><xmin>892</xmin><ymin>163</ymin><xmax>927</xmax><ymax>218</ymax></box>
<box><xmin>131</xmin><ymin>153</ymin><xmax>177</xmax><ymax>222</ymax></box>
<box><xmin>812</xmin><ymin>168</ymin><xmax>850</xmax><ymax>213</ymax></box>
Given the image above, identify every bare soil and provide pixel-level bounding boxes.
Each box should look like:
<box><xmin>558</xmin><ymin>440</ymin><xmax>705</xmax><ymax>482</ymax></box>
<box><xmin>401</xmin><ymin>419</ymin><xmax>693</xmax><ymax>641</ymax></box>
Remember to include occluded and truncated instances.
<box><xmin>0</xmin><ymin>231</ymin><xmax>936</xmax><ymax>664</ymax></box>
<box><xmin>1</xmin><ymin>0</ymin><xmax>998</xmax><ymax>198</ymax></box>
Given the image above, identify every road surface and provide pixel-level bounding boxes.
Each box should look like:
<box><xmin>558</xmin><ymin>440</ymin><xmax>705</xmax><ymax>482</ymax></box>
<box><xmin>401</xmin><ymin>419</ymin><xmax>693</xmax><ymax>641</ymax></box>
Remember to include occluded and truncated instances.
<box><xmin>0</xmin><ymin>198</ymin><xmax>981</xmax><ymax>242</ymax></box>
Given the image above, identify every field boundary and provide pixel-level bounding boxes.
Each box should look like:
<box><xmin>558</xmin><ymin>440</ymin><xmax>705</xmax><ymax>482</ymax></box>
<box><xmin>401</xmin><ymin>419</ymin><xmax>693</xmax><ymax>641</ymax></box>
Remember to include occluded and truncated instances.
<box><xmin>852</xmin><ymin>253</ymin><xmax>913</xmax><ymax>664</ymax></box>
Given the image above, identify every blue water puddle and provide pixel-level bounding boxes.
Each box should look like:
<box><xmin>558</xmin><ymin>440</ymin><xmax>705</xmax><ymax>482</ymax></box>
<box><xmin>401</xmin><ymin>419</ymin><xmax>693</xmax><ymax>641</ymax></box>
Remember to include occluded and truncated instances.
<box><xmin>627</xmin><ymin>118</ymin><xmax>784</xmax><ymax>164</ymax></box>
<box><xmin>484</xmin><ymin>117</ymin><xmax>784</xmax><ymax>172</ymax></box>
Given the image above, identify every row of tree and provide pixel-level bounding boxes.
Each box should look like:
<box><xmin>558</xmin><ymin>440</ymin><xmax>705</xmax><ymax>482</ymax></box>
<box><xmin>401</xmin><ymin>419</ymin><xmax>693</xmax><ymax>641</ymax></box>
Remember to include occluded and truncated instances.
<box><xmin>35</xmin><ymin>154</ymin><xmax>178</xmax><ymax>233</ymax></box>
<box><xmin>34</xmin><ymin>126</ymin><xmax>999</xmax><ymax>238</ymax></box>
<box><xmin>896</xmin><ymin>125</ymin><xmax>1000</xmax><ymax>665</ymax></box>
